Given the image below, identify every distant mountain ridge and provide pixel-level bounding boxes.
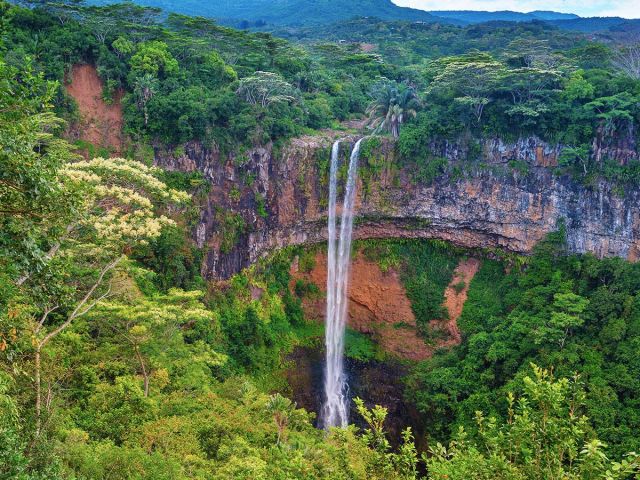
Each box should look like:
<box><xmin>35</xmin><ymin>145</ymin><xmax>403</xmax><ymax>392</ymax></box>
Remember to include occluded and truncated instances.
<box><xmin>87</xmin><ymin>0</ymin><xmax>440</xmax><ymax>26</ymax></box>
<box><xmin>85</xmin><ymin>0</ymin><xmax>639</xmax><ymax>32</ymax></box>
<box><xmin>426</xmin><ymin>10</ymin><xmax>580</xmax><ymax>23</ymax></box>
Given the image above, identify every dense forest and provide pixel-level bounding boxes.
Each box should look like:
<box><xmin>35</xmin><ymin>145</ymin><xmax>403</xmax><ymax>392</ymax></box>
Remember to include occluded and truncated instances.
<box><xmin>2</xmin><ymin>0</ymin><xmax>640</xmax><ymax>478</ymax></box>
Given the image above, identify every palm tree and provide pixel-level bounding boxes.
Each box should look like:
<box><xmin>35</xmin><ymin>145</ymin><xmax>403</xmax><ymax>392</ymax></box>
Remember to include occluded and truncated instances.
<box><xmin>133</xmin><ymin>73</ymin><xmax>158</xmax><ymax>127</ymax></box>
<box><xmin>266</xmin><ymin>393</ymin><xmax>295</xmax><ymax>445</ymax></box>
<box><xmin>366</xmin><ymin>80</ymin><xmax>420</xmax><ymax>138</ymax></box>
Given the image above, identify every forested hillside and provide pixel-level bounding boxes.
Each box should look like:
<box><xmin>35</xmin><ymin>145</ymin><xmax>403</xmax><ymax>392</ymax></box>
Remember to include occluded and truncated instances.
<box><xmin>83</xmin><ymin>0</ymin><xmax>640</xmax><ymax>33</ymax></box>
<box><xmin>2</xmin><ymin>1</ymin><xmax>640</xmax><ymax>478</ymax></box>
<box><xmin>87</xmin><ymin>0</ymin><xmax>440</xmax><ymax>27</ymax></box>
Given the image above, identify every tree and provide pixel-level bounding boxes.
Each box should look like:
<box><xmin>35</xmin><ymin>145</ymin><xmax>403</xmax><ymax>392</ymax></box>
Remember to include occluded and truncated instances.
<box><xmin>112</xmin><ymin>36</ymin><xmax>135</xmax><ymax>59</ymax></box>
<box><xmin>367</xmin><ymin>79</ymin><xmax>420</xmax><ymax>138</ymax></box>
<box><xmin>86</xmin><ymin>287</ymin><xmax>223</xmax><ymax>398</ymax></box>
<box><xmin>500</xmin><ymin>66</ymin><xmax>562</xmax><ymax>127</ymax></box>
<box><xmin>133</xmin><ymin>73</ymin><xmax>158</xmax><ymax>126</ymax></box>
<box><xmin>0</xmin><ymin>59</ymin><xmax>79</xmax><ymax>283</ymax></box>
<box><xmin>559</xmin><ymin>145</ymin><xmax>592</xmax><ymax>176</ymax></box>
<box><xmin>236</xmin><ymin>71</ymin><xmax>297</xmax><ymax>108</ymax></box>
<box><xmin>355</xmin><ymin>397</ymin><xmax>419</xmax><ymax>480</ymax></box>
<box><xmin>24</xmin><ymin>157</ymin><xmax>188</xmax><ymax>435</ymax></box>
<box><xmin>502</xmin><ymin>38</ymin><xmax>566</xmax><ymax>69</ymax></box>
<box><xmin>613</xmin><ymin>44</ymin><xmax>640</xmax><ymax>80</ymax></box>
<box><xmin>34</xmin><ymin>0</ymin><xmax>85</xmax><ymax>26</ymax></box>
<box><xmin>265</xmin><ymin>393</ymin><xmax>294</xmax><ymax>445</ymax></box>
<box><xmin>562</xmin><ymin>70</ymin><xmax>595</xmax><ymax>103</ymax></box>
<box><xmin>585</xmin><ymin>92</ymin><xmax>637</xmax><ymax>136</ymax></box>
<box><xmin>79</xmin><ymin>3</ymin><xmax>161</xmax><ymax>44</ymax></box>
<box><xmin>426</xmin><ymin>54</ymin><xmax>504</xmax><ymax>126</ymax></box>
<box><xmin>533</xmin><ymin>292</ymin><xmax>589</xmax><ymax>348</ymax></box>
<box><xmin>426</xmin><ymin>365</ymin><xmax>640</xmax><ymax>480</ymax></box>
<box><xmin>130</xmin><ymin>41</ymin><xmax>179</xmax><ymax>79</ymax></box>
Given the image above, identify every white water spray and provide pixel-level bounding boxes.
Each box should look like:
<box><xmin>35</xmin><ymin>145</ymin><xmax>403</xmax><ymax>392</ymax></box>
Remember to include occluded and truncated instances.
<box><xmin>322</xmin><ymin>138</ymin><xmax>364</xmax><ymax>429</ymax></box>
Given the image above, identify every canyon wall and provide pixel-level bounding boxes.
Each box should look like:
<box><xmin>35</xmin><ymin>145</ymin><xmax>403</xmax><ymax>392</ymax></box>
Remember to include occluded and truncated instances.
<box><xmin>154</xmin><ymin>133</ymin><xmax>640</xmax><ymax>280</ymax></box>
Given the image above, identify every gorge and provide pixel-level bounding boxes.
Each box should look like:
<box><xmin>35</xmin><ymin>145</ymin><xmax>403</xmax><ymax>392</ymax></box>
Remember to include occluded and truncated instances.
<box><xmin>154</xmin><ymin>131</ymin><xmax>640</xmax><ymax>281</ymax></box>
<box><xmin>7</xmin><ymin>1</ymin><xmax>640</xmax><ymax>476</ymax></box>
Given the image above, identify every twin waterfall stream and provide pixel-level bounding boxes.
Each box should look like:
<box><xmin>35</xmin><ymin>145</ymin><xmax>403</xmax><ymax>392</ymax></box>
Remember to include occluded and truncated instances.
<box><xmin>321</xmin><ymin>139</ymin><xmax>364</xmax><ymax>429</ymax></box>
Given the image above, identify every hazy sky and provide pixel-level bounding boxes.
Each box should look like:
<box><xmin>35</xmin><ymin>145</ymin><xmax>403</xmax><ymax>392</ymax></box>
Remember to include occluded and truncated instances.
<box><xmin>391</xmin><ymin>0</ymin><xmax>639</xmax><ymax>18</ymax></box>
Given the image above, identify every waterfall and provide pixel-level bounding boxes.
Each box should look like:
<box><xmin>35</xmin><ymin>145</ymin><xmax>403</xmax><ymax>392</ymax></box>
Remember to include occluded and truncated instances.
<box><xmin>322</xmin><ymin>138</ymin><xmax>364</xmax><ymax>429</ymax></box>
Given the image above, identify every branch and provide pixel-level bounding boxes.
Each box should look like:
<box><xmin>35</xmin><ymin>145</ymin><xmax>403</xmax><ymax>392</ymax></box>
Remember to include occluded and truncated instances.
<box><xmin>39</xmin><ymin>256</ymin><xmax>122</xmax><ymax>348</ymax></box>
<box><xmin>74</xmin><ymin>284</ymin><xmax>113</xmax><ymax>319</ymax></box>
<box><xmin>17</xmin><ymin>224</ymin><xmax>75</xmax><ymax>287</ymax></box>
<box><xmin>35</xmin><ymin>305</ymin><xmax>60</xmax><ymax>334</ymax></box>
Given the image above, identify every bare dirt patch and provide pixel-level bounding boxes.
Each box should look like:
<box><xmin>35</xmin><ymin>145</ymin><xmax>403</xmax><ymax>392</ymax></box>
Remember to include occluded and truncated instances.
<box><xmin>65</xmin><ymin>64</ymin><xmax>124</xmax><ymax>153</ymax></box>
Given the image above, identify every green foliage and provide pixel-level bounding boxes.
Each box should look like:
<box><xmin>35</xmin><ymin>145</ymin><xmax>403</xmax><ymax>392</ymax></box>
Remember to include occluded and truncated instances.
<box><xmin>0</xmin><ymin>373</ymin><xmax>34</xmax><ymax>479</ymax></box>
<box><xmin>255</xmin><ymin>191</ymin><xmax>268</xmax><ymax>219</ymax></box>
<box><xmin>408</xmin><ymin>233</ymin><xmax>640</xmax><ymax>458</ymax></box>
<box><xmin>217</xmin><ymin>210</ymin><xmax>246</xmax><ymax>254</ymax></box>
<box><xmin>366</xmin><ymin>79</ymin><xmax>420</xmax><ymax>138</ymax></box>
<box><xmin>4</xmin><ymin>3</ymin><xmax>640</xmax><ymax>478</ymax></box>
<box><xmin>294</xmin><ymin>279</ymin><xmax>320</xmax><ymax>298</ymax></box>
<box><xmin>9</xmin><ymin>1</ymin><xmax>639</xmax><ymax>194</ymax></box>
<box><xmin>426</xmin><ymin>365</ymin><xmax>640</xmax><ymax>479</ymax></box>
<box><xmin>3</xmin><ymin>2</ymin><xmax>388</xmax><ymax>151</ymax></box>
<box><xmin>355</xmin><ymin>397</ymin><xmax>420</xmax><ymax>480</ymax></box>
<box><xmin>79</xmin><ymin>376</ymin><xmax>158</xmax><ymax>444</ymax></box>
<box><xmin>0</xmin><ymin>57</ymin><xmax>79</xmax><ymax>285</ymax></box>
<box><xmin>360</xmin><ymin>240</ymin><xmax>460</xmax><ymax>335</ymax></box>
<box><xmin>129</xmin><ymin>41</ymin><xmax>179</xmax><ymax>79</ymax></box>
<box><xmin>133</xmin><ymin>225</ymin><xmax>205</xmax><ymax>292</ymax></box>
<box><xmin>297</xmin><ymin>248</ymin><xmax>317</xmax><ymax>273</ymax></box>
<box><xmin>345</xmin><ymin>329</ymin><xmax>380</xmax><ymax>362</ymax></box>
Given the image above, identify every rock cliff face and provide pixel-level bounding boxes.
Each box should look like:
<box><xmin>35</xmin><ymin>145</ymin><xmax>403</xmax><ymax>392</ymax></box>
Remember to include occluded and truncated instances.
<box><xmin>154</xmin><ymin>133</ymin><xmax>640</xmax><ymax>280</ymax></box>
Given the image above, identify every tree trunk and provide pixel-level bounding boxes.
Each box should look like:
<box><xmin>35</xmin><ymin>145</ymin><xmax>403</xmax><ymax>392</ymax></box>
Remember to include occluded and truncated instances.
<box><xmin>135</xmin><ymin>346</ymin><xmax>150</xmax><ymax>397</ymax></box>
<box><xmin>35</xmin><ymin>346</ymin><xmax>42</xmax><ymax>436</ymax></box>
<box><xmin>392</xmin><ymin>121</ymin><xmax>399</xmax><ymax>139</ymax></box>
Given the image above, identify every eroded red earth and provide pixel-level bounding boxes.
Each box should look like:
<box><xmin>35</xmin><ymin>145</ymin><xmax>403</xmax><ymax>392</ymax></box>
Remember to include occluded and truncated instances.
<box><xmin>291</xmin><ymin>251</ymin><xmax>480</xmax><ymax>361</ymax></box>
<box><xmin>65</xmin><ymin>64</ymin><xmax>124</xmax><ymax>154</ymax></box>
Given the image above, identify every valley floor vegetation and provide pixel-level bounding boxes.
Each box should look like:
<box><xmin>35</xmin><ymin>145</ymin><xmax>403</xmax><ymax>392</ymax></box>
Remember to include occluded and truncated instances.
<box><xmin>2</xmin><ymin>1</ymin><xmax>640</xmax><ymax>478</ymax></box>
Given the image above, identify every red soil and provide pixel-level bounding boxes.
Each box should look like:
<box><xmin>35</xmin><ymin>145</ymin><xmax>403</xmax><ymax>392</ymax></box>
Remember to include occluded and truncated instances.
<box><xmin>65</xmin><ymin>64</ymin><xmax>124</xmax><ymax>154</ymax></box>
<box><xmin>430</xmin><ymin>257</ymin><xmax>481</xmax><ymax>346</ymax></box>
<box><xmin>291</xmin><ymin>252</ymin><xmax>480</xmax><ymax>361</ymax></box>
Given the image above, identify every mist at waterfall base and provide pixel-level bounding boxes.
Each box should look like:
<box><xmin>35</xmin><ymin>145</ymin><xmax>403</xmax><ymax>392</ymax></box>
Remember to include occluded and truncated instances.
<box><xmin>321</xmin><ymin>139</ymin><xmax>363</xmax><ymax>429</ymax></box>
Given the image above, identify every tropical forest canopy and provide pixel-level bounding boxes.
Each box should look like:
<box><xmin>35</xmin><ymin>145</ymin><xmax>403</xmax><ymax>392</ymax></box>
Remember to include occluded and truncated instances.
<box><xmin>2</xmin><ymin>0</ymin><xmax>640</xmax><ymax>478</ymax></box>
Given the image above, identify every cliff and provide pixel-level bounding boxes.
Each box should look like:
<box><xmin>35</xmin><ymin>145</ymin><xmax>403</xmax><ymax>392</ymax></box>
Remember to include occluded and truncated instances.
<box><xmin>154</xmin><ymin>133</ymin><xmax>640</xmax><ymax>280</ymax></box>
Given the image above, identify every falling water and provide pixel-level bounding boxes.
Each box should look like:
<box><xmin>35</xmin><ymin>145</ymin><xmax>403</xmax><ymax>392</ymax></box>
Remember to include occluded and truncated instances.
<box><xmin>322</xmin><ymin>138</ymin><xmax>364</xmax><ymax>429</ymax></box>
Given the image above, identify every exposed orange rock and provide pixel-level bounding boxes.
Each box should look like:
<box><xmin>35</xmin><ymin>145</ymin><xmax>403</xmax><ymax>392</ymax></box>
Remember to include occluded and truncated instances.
<box><xmin>291</xmin><ymin>252</ymin><xmax>480</xmax><ymax>361</ymax></box>
<box><xmin>429</xmin><ymin>257</ymin><xmax>480</xmax><ymax>346</ymax></box>
<box><xmin>65</xmin><ymin>64</ymin><xmax>124</xmax><ymax>154</ymax></box>
<box><xmin>292</xmin><ymin>251</ymin><xmax>428</xmax><ymax>360</ymax></box>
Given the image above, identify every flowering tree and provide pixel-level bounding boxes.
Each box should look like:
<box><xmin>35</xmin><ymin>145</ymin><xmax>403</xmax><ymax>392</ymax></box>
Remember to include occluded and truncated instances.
<box><xmin>24</xmin><ymin>157</ymin><xmax>188</xmax><ymax>434</ymax></box>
